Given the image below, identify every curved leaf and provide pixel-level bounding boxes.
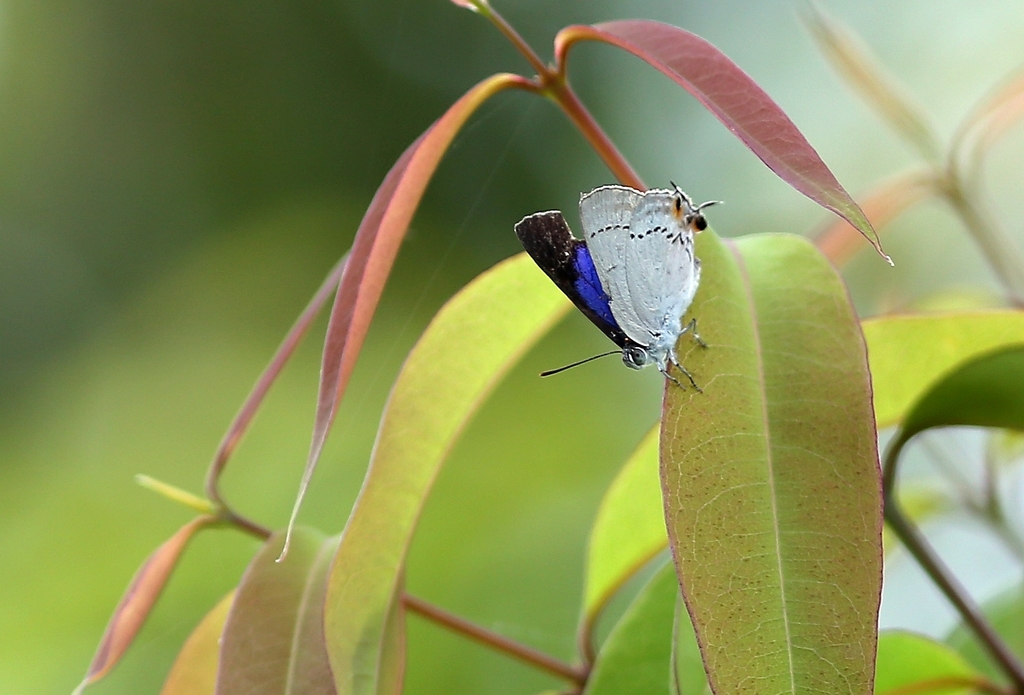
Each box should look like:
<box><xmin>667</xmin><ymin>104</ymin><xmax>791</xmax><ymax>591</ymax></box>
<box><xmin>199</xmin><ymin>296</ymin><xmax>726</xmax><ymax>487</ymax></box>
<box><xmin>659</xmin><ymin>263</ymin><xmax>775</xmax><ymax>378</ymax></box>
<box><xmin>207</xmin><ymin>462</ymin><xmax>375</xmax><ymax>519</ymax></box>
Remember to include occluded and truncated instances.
<box><xmin>217</xmin><ymin>527</ymin><xmax>341</xmax><ymax>695</ymax></box>
<box><xmin>814</xmin><ymin>170</ymin><xmax>935</xmax><ymax>267</ymax></box>
<box><xmin>876</xmin><ymin>630</ymin><xmax>983</xmax><ymax>695</ymax></box>
<box><xmin>893</xmin><ymin>345</ymin><xmax>1024</xmax><ymax>451</ymax></box>
<box><xmin>161</xmin><ymin>591</ymin><xmax>235</xmax><ymax>695</ymax></box>
<box><xmin>862</xmin><ymin>311</ymin><xmax>1024</xmax><ymax>429</ymax></box>
<box><xmin>661</xmin><ymin>232</ymin><xmax>882</xmax><ymax>695</ymax></box>
<box><xmin>206</xmin><ymin>253</ymin><xmax>347</xmax><ymax>494</ymax></box>
<box><xmin>801</xmin><ymin>4</ymin><xmax>939</xmax><ymax>160</ymax></box>
<box><xmin>555</xmin><ymin>21</ymin><xmax>886</xmax><ymax>261</ymax></box>
<box><xmin>585</xmin><ymin>562</ymin><xmax>678</xmax><ymax>695</ymax></box>
<box><xmin>583</xmin><ymin>425</ymin><xmax>667</xmax><ymax>625</ymax></box>
<box><xmin>286</xmin><ymin>73</ymin><xmax>531</xmax><ymax>550</ymax></box>
<box><xmin>74</xmin><ymin>515</ymin><xmax>215</xmax><ymax>694</ymax></box>
<box><xmin>323</xmin><ymin>253</ymin><xmax>570</xmax><ymax>695</ymax></box>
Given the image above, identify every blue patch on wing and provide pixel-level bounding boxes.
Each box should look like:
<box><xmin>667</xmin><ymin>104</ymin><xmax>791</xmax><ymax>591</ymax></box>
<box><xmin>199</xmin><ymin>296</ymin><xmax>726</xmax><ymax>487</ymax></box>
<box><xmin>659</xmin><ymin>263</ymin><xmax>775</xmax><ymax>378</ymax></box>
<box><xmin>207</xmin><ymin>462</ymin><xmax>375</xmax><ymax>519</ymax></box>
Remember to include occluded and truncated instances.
<box><xmin>573</xmin><ymin>246</ymin><xmax>620</xmax><ymax>330</ymax></box>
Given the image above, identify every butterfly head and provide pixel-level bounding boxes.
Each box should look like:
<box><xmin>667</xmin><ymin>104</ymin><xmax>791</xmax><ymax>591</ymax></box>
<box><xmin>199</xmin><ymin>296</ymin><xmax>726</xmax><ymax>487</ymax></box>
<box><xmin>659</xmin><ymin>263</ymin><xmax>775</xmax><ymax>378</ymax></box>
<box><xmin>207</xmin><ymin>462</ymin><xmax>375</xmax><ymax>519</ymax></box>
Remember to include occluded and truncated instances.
<box><xmin>669</xmin><ymin>181</ymin><xmax>722</xmax><ymax>234</ymax></box>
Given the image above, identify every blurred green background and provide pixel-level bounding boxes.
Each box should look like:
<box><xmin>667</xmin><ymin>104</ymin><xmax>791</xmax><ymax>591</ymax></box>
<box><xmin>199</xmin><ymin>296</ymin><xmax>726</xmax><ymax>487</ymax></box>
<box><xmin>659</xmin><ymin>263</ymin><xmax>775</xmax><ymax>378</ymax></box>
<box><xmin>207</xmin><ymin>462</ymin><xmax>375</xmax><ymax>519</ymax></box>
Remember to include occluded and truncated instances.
<box><xmin>2</xmin><ymin>1</ymin><xmax>1024</xmax><ymax>693</ymax></box>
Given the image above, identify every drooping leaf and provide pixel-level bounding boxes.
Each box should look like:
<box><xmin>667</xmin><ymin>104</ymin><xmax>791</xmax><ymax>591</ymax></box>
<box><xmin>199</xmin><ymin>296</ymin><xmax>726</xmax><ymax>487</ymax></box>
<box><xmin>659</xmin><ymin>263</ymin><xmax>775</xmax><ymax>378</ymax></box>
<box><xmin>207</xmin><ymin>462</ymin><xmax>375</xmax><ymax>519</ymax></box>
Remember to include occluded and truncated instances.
<box><xmin>161</xmin><ymin>591</ymin><xmax>235</xmax><ymax>695</ymax></box>
<box><xmin>947</xmin><ymin>585</ymin><xmax>1024</xmax><ymax>682</ymax></box>
<box><xmin>555</xmin><ymin>21</ymin><xmax>887</xmax><ymax>261</ymax></box>
<box><xmin>814</xmin><ymin>170</ymin><xmax>935</xmax><ymax>267</ymax></box>
<box><xmin>875</xmin><ymin>630</ymin><xmax>985</xmax><ymax>695</ymax></box>
<box><xmin>862</xmin><ymin>311</ymin><xmax>1024</xmax><ymax>430</ymax></box>
<box><xmin>217</xmin><ymin>528</ymin><xmax>341</xmax><ymax>695</ymax></box>
<box><xmin>801</xmin><ymin>4</ymin><xmax>940</xmax><ymax>160</ymax></box>
<box><xmin>582</xmin><ymin>425</ymin><xmax>668</xmax><ymax>632</ymax></box>
<box><xmin>206</xmin><ymin>254</ymin><xmax>347</xmax><ymax>495</ymax></box>
<box><xmin>585</xmin><ymin>562</ymin><xmax>678</xmax><ymax>695</ymax></box>
<box><xmin>323</xmin><ymin>253</ymin><xmax>570</xmax><ymax>695</ymax></box>
<box><xmin>661</xmin><ymin>231</ymin><xmax>882</xmax><ymax>695</ymax></box>
<box><xmin>896</xmin><ymin>345</ymin><xmax>1024</xmax><ymax>444</ymax></box>
<box><xmin>285</xmin><ymin>73</ymin><xmax>531</xmax><ymax>550</ymax></box>
<box><xmin>74</xmin><ymin>515</ymin><xmax>215</xmax><ymax>694</ymax></box>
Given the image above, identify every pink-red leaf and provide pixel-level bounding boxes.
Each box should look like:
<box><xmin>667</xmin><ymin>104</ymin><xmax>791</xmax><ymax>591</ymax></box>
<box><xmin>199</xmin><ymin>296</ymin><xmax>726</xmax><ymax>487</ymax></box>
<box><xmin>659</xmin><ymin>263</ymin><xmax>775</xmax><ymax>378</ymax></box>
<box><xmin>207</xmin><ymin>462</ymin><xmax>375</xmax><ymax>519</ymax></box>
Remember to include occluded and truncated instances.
<box><xmin>205</xmin><ymin>255</ymin><xmax>347</xmax><ymax>499</ymax></box>
<box><xmin>74</xmin><ymin>515</ymin><xmax>215</xmax><ymax>694</ymax></box>
<box><xmin>555</xmin><ymin>20</ymin><xmax>888</xmax><ymax>262</ymax></box>
<box><xmin>283</xmin><ymin>73</ymin><xmax>531</xmax><ymax>552</ymax></box>
<box><xmin>815</xmin><ymin>169</ymin><xmax>935</xmax><ymax>266</ymax></box>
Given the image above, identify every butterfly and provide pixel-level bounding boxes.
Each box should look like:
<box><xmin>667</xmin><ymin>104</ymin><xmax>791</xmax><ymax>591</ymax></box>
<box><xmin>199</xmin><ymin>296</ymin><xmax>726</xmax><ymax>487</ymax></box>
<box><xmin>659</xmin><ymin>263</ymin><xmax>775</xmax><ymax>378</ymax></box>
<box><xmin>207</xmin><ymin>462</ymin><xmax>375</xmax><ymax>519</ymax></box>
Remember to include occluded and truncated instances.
<box><xmin>514</xmin><ymin>183</ymin><xmax>719</xmax><ymax>389</ymax></box>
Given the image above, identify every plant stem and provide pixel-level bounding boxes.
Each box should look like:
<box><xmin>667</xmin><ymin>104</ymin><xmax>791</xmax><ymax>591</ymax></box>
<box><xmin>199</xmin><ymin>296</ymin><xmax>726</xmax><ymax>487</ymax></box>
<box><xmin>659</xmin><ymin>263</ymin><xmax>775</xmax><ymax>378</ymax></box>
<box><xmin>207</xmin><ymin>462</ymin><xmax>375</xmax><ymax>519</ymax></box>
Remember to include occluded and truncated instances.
<box><xmin>474</xmin><ymin>1</ymin><xmax>549</xmax><ymax>79</ymax></box>
<box><xmin>473</xmin><ymin>0</ymin><xmax>645</xmax><ymax>190</ymax></box>
<box><xmin>884</xmin><ymin>500</ymin><xmax>1024</xmax><ymax>691</ymax></box>
<box><xmin>941</xmin><ymin>172</ymin><xmax>1024</xmax><ymax>304</ymax></box>
<box><xmin>884</xmin><ymin>438</ymin><xmax>1024</xmax><ymax>692</ymax></box>
<box><xmin>547</xmin><ymin>81</ymin><xmax>646</xmax><ymax>190</ymax></box>
<box><xmin>403</xmin><ymin>593</ymin><xmax>588</xmax><ymax>687</ymax></box>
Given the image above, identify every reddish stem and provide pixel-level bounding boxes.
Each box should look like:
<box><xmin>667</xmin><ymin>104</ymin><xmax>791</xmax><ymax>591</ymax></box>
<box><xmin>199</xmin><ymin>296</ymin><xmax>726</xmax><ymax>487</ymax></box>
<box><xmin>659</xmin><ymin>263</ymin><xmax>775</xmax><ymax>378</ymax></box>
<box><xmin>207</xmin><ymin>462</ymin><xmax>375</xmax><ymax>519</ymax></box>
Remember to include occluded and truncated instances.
<box><xmin>403</xmin><ymin>593</ymin><xmax>588</xmax><ymax>686</ymax></box>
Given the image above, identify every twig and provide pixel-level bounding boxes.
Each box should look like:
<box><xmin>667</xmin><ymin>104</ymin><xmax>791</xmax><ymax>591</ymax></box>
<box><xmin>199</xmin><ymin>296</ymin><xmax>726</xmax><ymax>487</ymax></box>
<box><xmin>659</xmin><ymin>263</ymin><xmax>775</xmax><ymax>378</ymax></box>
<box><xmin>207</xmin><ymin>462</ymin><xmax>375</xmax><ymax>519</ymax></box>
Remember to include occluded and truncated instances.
<box><xmin>403</xmin><ymin>593</ymin><xmax>588</xmax><ymax>686</ymax></box>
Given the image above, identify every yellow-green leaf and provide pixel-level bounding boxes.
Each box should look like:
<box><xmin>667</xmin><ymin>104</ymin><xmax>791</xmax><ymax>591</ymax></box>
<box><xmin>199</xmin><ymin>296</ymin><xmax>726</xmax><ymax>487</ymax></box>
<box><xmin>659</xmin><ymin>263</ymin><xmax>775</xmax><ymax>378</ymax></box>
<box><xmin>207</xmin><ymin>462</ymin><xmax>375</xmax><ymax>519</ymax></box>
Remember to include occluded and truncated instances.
<box><xmin>661</xmin><ymin>231</ymin><xmax>882</xmax><ymax>695</ymax></box>
<box><xmin>863</xmin><ymin>311</ymin><xmax>1024</xmax><ymax>429</ymax></box>
<box><xmin>583</xmin><ymin>425</ymin><xmax>667</xmax><ymax>623</ymax></box>
<box><xmin>323</xmin><ymin>253</ymin><xmax>569</xmax><ymax>695</ymax></box>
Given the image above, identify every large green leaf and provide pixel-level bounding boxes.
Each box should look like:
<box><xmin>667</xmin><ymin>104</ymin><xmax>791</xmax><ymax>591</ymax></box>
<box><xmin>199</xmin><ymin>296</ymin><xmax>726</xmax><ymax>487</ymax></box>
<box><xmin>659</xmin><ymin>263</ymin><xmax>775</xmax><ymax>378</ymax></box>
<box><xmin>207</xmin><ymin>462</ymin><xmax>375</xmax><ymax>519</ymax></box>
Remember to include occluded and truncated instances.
<box><xmin>323</xmin><ymin>253</ymin><xmax>569</xmax><ymax>695</ymax></box>
<box><xmin>585</xmin><ymin>562</ymin><xmax>678</xmax><ymax>695</ymax></box>
<box><xmin>875</xmin><ymin>630</ymin><xmax>982</xmax><ymax>695</ymax></box>
<box><xmin>160</xmin><ymin>591</ymin><xmax>234</xmax><ymax>695</ymax></box>
<box><xmin>217</xmin><ymin>528</ymin><xmax>341</xmax><ymax>695</ymax></box>
<box><xmin>583</xmin><ymin>425</ymin><xmax>667</xmax><ymax>624</ymax></box>
<box><xmin>661</xmin><ymin>232</ymin><xmax>882</xmax><ymax>695</ymax></box>
<box><xmin>862</xmin><ymin>311</ymin><xmax>1024</xmax><ymax>429</ymax></box>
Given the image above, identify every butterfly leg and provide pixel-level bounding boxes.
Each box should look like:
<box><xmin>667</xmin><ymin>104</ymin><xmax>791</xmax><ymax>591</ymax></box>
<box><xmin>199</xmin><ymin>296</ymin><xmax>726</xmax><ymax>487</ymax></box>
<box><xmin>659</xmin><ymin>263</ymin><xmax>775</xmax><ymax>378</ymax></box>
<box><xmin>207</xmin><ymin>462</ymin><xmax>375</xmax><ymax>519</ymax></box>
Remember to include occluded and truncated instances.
<box><xmin>665</xmin><ymin>355</ymin><xmax>702</xmax><ymax>392</ymax></box>
<box><xmin>680</xmin><ymin>317</ymin><xmax>707</xmax><ymax>349</ymax></box>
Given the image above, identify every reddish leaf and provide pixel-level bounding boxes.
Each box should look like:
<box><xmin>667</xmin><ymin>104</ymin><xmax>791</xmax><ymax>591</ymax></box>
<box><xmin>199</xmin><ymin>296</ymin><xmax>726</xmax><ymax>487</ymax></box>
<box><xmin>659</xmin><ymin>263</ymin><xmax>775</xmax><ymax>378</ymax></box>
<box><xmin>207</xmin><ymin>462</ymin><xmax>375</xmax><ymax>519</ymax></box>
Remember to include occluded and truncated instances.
<box><xmin>555</xmin><ymin>20</ymin><xmax>888</xmax><ymax>262</ymax></box>
<box><xmin>815</xmin><ymin>169</ymin><xmax>935</xmax><ymax>266</ymax></box>
<box><xmin>74</xmin><ymin>516</ymin><xmax>215</xmax><ymax>694</ymax></box>
<box><xmin>217</xmin><ymin>528</ymin><xmax>341</xmax><ymax>695</ymax></box>
<box><xmin>283</xmin><ymin>73</ymin><xmax>531</xmax><ymax>552</ymax></box>
<box><xmin>206</xmin><ymin>255</ymin><xmax>347</xmax><ymax>497</ymax></box>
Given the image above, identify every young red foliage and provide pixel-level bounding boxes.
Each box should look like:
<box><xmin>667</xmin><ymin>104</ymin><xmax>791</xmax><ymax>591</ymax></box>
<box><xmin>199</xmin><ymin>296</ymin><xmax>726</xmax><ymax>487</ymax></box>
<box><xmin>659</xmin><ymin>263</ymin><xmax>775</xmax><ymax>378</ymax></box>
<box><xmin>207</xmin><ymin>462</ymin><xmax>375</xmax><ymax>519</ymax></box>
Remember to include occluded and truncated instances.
<box><xmin>74</xmin><ymin>516</ymin><xmax>215</xmax><ymax>693</ymax></box>
<box><xmin>555</xmin><ymin>20</ymin><xmax>887</xmax><ymax>261</ymax></box>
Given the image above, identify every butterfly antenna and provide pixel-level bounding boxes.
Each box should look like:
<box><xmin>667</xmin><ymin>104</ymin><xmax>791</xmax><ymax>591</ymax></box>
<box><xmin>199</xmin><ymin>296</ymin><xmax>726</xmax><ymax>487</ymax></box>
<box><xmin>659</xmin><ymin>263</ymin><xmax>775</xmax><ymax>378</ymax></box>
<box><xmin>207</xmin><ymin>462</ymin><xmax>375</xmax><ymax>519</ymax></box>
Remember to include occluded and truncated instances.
<box><xmin>540</xmin><ymin>350</ymin><xmax>622</xmax><ymax>377</ymax></box>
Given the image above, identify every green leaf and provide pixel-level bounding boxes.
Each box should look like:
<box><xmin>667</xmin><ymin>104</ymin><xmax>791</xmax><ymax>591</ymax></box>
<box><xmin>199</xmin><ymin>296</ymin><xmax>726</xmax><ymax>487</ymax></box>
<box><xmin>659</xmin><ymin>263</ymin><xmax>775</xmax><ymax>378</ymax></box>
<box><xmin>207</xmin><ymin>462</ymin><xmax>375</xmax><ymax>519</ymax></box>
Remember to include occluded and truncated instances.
<box><xmin>947</xmin><ymin>586</ymin><xmax>1024</xmax><ymax>682</ymax></box>
<box><xmin>160</xmin><ymin>591</ymin><xmax>234</xmax><ymax>695</ymax></box>
<box><xmin>585</xmin><ymin>562</ymin><xmax>678</xmax><ymax>695</ymax></box>
<box><xmin>217</xmin><ymin>527</ymin><xmax>340</xmax><ymax>695</ymax></box>
<box><xmin>323</xmin><ymin>253</ymin><xmax>570</xmax><ymax>695</ymax></box>
<box><xmin>661</xmin><ymin>231</ymin><xmax>882</xmax><ymax>695</ymax></box>
<box><xmin>583</xmin><ymin>425</ymin><xmax>667</xmax><ymax>623</ymax></box>
<box><xmin>862</xmin><ymin>311</ymin><xmax>1024</xmax><ymax>429</ymax></box>
<box><xmin>876</xmin><ymin>630</ymin><xmax>982</xmax><ymax>695</ymax></box>
<box><xmin>671</xmin><ymin>596</ymin><xmax>711</xmax><ymax>695</ymax></box>
<box><xmin>898</xmin><ymin>345</ymin><xmax>1024</xmax><ymax>442</ymax></box>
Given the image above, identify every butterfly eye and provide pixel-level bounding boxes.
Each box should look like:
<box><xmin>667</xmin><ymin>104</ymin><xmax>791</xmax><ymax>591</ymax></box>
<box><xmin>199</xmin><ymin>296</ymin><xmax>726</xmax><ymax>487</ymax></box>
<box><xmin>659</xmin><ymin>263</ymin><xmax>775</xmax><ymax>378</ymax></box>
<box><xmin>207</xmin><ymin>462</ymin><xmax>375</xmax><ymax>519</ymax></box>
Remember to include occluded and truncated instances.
<box><xmin>692</xmin><ymin>215</ymin><xmax>708</xmax><ymax>232</ymax></box>
<box><xmin>622</xmin><ymin>345</ymin><xmax>649</xmax><ymax>370</ymax></box>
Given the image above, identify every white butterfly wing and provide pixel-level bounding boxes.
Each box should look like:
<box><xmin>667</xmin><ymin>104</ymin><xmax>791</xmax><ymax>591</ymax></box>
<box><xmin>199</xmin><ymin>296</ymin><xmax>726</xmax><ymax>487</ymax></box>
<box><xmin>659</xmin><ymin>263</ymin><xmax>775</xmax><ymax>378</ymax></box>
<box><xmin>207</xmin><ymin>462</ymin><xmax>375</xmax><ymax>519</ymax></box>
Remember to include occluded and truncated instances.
<box><xmin>578</xmin><ymin>185</ymin><xmax>645</xmax><ymax>338</ymax></box>
<box><xmin>621</xmin><ymin>189</ymin><xmax>701</xmax><ymax>346</ymax></box>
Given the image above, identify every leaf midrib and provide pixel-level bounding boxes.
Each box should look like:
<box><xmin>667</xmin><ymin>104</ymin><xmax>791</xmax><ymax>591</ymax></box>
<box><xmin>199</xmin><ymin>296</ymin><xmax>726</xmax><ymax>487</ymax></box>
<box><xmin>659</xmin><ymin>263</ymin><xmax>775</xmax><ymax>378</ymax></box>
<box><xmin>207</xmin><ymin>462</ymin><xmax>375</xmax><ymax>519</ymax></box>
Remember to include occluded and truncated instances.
<box><xmin>729</xmin><ymin>241</ymin><xmax>796</xmax><ymax>694</ymax></box>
